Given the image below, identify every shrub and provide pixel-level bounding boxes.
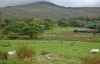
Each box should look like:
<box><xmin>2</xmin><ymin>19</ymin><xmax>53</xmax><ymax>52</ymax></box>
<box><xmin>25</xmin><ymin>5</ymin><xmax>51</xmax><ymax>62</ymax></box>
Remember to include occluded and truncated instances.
<box><xmin>8</xmin><ymin>32</ymin><xmax>19</xmax><ymax>39</ymax></box>
<box><xmin>0</xmin><ymin>50</ymin><xmax>7</xmax><ymax>60</ymax></box>
<box><xmin>41</xmin><ymin>50</ymin><xmax>50</xmax><ymax>55</ymax></box>
<box><xmin>79</xmin><ymin>55</ymin><xmax>100</xmax><ymax>64</ymax></box>
<box><xmin>16</xmin><ymin>45</ymin><xmax>36</xmax><ymax>59</ymax></box>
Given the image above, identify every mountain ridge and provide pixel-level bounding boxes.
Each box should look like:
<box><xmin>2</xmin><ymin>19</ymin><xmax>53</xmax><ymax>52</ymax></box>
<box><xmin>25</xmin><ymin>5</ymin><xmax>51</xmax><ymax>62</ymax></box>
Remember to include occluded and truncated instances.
<box><xmin>35</xmin><ymin>1</ymin><xmax>67</xmax><ymax>9</ymax></box>
<box><xmin>0</xmin><ymin>1</ymin><xmax>100</xmax><ymax>20</ymax></box>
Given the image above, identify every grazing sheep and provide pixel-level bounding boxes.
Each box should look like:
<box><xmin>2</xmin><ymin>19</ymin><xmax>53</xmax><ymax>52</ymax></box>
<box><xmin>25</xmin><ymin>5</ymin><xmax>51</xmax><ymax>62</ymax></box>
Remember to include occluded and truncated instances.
<box><xmin>8</xmin><ymin>51</ymin><xmax>16</xmax><ymax>56</ymax></box>
<box><xmin>78</xmin><ymin>41</ymin><xmax>80</xmax><ymax>42</ymax></box>
<box><xmin>90</xmin><ymin>49</ymin><xmax>99</xmax><ymax>53</ymax></box>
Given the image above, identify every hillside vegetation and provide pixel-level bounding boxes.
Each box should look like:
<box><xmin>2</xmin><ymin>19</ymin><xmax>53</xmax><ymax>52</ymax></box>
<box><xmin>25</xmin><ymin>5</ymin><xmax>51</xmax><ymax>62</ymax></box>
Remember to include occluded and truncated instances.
<box><xmin>0</xmin><ymin>1</ymin><xmax>100</xmax><ymax>20</ymax></box>
<box><xmin>0</xmin><ymin>17</ymin><xmax>100</xmax><ymax>41</ymax></box>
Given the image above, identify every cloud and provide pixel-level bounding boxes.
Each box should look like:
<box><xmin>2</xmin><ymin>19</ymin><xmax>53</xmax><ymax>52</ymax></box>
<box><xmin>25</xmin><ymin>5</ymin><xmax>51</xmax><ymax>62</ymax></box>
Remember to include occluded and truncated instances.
<box><xmin>49</xmin><ymin>0</ymin><xmax>100</xmax><ymax>7</ymax></box>
<box><xmin>0</xmin><ymin>0</ymin><xmax>100</xmax><ymax>7</ymax></box>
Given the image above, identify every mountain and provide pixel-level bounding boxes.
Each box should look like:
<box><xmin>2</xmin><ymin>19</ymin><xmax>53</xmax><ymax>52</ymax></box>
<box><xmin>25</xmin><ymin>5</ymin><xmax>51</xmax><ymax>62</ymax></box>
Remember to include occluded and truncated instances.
<box><xmin>0</xmin><ymin>1</ymin><xmax>100</xmax><ymax>20</ymax></box>
<box><xmin>36</xmin><ymin>1</ymin><xmax>66</xmax><ymax>9</ymax></box>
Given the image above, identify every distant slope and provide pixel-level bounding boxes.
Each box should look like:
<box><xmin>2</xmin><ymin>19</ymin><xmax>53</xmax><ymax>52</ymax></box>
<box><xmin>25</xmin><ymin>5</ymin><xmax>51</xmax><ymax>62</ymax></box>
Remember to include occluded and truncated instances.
<box><xmin>0</xmin><ymin>1</ymin><xmax>100</xmax><ymax>20</ymax></box>
<box><xmin>37</xmin><ymin>1</ymin><xmax>66</xmax><ymax>9</ymax></box>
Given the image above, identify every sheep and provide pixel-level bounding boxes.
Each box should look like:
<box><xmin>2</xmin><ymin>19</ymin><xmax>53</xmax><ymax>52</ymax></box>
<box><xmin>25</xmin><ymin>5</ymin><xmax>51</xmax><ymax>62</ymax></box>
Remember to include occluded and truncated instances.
<box><xmin>8</xmin><ymin>51</ymin><xmax>16</xmax><ymax>56</ymax></box>
<box><xmin>90</xmin><ymin>49</ymin><xmax>99</xmax><ymax>53</ymax></box>
<box><xmin>78</xmin><ymin>41</ymin><xmax>80</xmax><ymax>42</ymax></box>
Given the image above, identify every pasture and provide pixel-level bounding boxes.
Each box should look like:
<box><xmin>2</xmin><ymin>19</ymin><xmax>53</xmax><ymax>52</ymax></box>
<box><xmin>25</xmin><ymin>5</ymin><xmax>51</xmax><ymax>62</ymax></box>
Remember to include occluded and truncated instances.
<box><xmin>39</xmin><ymin>27</ymin><xmax>100</xmax><ymax>42</ymax></box>
<box><xmin>0</xmin><ymin>27</ymin><xmax>100</xmax><ymax>64</ymax></box>
<box><xmin>0</xmin><ymin>40</ymin><xmax>100</xmax><ymax>57</ymax></box>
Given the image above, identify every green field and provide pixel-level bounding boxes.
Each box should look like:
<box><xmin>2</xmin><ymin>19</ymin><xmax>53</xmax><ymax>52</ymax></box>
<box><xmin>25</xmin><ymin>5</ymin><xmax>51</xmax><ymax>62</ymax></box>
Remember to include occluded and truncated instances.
<box><xmin>39</xmin><ymin>27</ymin><xmax>100</xmax><ymax>42</ymax></box>
<box><xmin>0</xmin><ymin>27</ymin><xmax>100</xmax><ymax>64</ymax></box>
<box><xmin>0</xmin><ymin>40</ymin><xmax>100</xmax><ymax>57</ymax></box>
<box><xmin>0</xmin><ymin>27</ymin><xmax>100</xmax><ymax>57</ymax></box>
<box><xmin>0</xmin><ymin>40</ymin><xmax>100</xmax><ymax>64</ymax></box>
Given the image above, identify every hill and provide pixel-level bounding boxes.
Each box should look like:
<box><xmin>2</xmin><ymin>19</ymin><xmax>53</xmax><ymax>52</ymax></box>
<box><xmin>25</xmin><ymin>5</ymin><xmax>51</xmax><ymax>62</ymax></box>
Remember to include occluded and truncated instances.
<box><xmin>0</xmin><ymin>1</ymin><xmax>100</xmax><ymax>20</ymax></box>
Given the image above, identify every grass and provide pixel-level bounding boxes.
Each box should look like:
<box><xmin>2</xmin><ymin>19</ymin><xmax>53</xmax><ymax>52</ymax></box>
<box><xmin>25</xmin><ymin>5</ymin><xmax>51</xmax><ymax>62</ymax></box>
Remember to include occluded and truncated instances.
<box><xmin>0</xmin><ymin>40</ymin><xmax>100</xmax><ymax>57</ymax></box>
<box><xmin>0</xmin><ymin>40</ymin><xmax>100</xmax><ymax>64</ymax></box>
<box><xmin>0</xmin><ymin>27</ymin><xmax>100</xmax><ymax>63</ymax></box>
<box><xmin>39</xmin><ymin>27</ymin><xmax>100</xmax><ymax>42</ymax></box>
<box><xmin>80</xmin><ymin>55</ymin><xmax>100</xmax><ymax>64</ymax></box>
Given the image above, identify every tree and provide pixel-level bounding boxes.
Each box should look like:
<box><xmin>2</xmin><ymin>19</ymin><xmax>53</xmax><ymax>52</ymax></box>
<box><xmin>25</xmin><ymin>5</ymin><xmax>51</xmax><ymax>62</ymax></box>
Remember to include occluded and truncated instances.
<box><xmin>8</xmin><ymin>32</ymin><xmax>19</xmax><ymax>39</ymax></box>
<box><xmin>58</xmin><ymin>18</ymin><xmax>68</xmax><ymax>27</ymax></box>
<box><xmin>4</xmin><ymin>17</ymin><xmax>14</xmax><ymax>26</ymax></box>
<box><xmin>0</xmin><ymin>19</ymin><xmax>6</xmax><ymax>29</ymax></box>
<box><xmin>96</xmin><ymin>22</ymin><xmax>100</xmax><ymax>30</ymax></box>
<box><xmin>3</xmin><ymin>21</ymin><xmax>27</xmax><ymax>35</ymax></box>
<box><xmin>33</xmin><ymin>18</ymin><xmax>42</xmax><ymax>25</ymax></box>
<box><xmin>23</xmin><ymin>18</ymin><xmax>33</xmax><ymax>24</ymax></box>
<box><xmin>22</xmin><ymin>22</ymin><xmax>44</xmax><ymax>38</ymax></box>
<box><xmin>43</xmin><ymin>18</ymin><xmax>54</xmax><ymax>30</ymax></box>
<box><xmin>69</xmin><ymin>20</ymin><xmax>80</xmax><ymax>27</ymax></box>
<box><xmin>78</xmin><ymin>17</ymin><xmax>84</xmax><ymax>21</ymax></box>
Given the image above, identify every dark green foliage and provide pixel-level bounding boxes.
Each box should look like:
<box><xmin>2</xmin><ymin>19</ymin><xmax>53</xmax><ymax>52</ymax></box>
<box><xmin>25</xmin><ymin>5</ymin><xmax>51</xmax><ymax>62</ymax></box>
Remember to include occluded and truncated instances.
<box><xmin>3</xmin><ymin>21</ymin><xmax>27</xmax><ymax>35</ymax></box>
<box><xmin>23</xmin><ymin>18</ymin><xmax>33</xmax><ymax>24</ymax></box>
<box><xmin>78</xmin><ymin>16</ymin><xmax>100</xmax><ymax>22</ymax></box>
<box><xmin>43</xmin><ymin>18</ymin><xmax>54</xmax><ymax>30</ymax></box>
<box><xmin>8</xmin><ymin>32</ymin><xmax>19</xmax><ymax>39</ymax></box>
<box><xmin>22</xmin><ymin>22</ymin><xmax>44</xmax><ymax>38</ymax></box>
<box><xmin>0</xmin><ymin>19</ymin><xmax>6</xmax><ymax>29</ymax></box>
<box><xmin>0</xmin><ymin>17</ymin><xmax>100</xmax><ymax>40</ymax></box>
<box><xmin>69</xmin><ymin>20</ymin><xmax>80</xmax><ymax>27</ymax></box>
<box><xmin>4</xmin><ymin>18</ymin><xmax>14</xmax><ymax>26</ymax></box>
<box><xmin>58</xmin><ymin>18</ymin><xmax>85</xmax><ymax>27</ymax></box>
<box><xmin>58</xmin><ymin>18</ymin><xmax>68</xmax><ymax>27</ymax></box>
<box><xmin>2</xmin><ymin>18</ymin><xmax>44</xmax><ymax>39</ymax></box>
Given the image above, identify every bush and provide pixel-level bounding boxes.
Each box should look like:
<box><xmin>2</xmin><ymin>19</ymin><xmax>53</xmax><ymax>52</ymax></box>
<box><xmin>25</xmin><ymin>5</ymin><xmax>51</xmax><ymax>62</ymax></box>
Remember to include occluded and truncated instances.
<box><xmin>16</xmin><ymin>45</ymin><xmax>36</xmax><ymax>59</ymax></box>
<box><xmin>8</xmin><ymin>32</ymin><xmax>19</xmax><ymax>39</ymax></box>
<box><xmin>41</xmin><ymin>50</ymin><xmax>50</xmax><ymax>55</ymax></box>
<box><xmin>0</xmin><ymin>50</ymin><xmax>7</xmax><ymax>60</ymax></box>
<box><xmin>80</xmin><ymin>55</ymin><xmax>100</xmax><ymax>64</ymax></box>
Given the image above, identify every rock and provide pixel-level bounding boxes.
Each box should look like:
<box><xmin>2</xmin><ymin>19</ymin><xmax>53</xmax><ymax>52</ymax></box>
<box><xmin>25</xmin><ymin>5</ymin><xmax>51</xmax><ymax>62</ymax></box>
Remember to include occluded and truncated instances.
<box><xmin>37</xmin><ymin>54</ymin><xmax>59</xmax><ymax>64</ymax></box>
<box><xmin>45</xmin><ymin>54</ymin><xmax>59</xmax><ymax>60</ymax></box>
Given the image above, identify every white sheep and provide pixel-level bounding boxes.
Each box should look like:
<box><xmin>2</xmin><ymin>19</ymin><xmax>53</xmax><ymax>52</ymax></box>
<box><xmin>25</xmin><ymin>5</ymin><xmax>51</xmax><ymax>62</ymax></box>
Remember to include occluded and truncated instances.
<box><xmin>8</xmin><ymin>51</ymin><xmax>16</xmax><ymax>56</ymax></box>
<box><xmin>90</xmin><ymin>49</ymin><xmax>99</xmax><ymax>53</ymax></box>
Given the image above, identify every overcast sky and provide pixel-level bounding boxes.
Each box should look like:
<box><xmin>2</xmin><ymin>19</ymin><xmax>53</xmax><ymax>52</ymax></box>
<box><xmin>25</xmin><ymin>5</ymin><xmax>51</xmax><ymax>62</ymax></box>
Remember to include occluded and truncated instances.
<box><xmin>0</xmin><ymin>0</ymin><xmax>100</xmax><ymax>7</ymax></box>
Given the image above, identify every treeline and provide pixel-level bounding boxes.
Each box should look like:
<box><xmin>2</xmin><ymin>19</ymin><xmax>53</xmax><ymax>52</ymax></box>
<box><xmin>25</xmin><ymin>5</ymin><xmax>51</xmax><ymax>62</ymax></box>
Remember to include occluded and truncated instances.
<box><xmin>78</xmin><ymin>16</ymin><xmax>100</xmax><ymax>21</ymax></box>
<box><xmin>0</xmin><ymin>17</ymin><xmax>100</xmax><ymax>39</ymax></box>
<box><xmin>58</xmin><ymin>17</ymin><xmax>100</xmax><ymax>29</ymax></box>
<box><xmin>0</xmin><ymin>18</ymin><xmax>55</xmax><ymax>39</ymax></box>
